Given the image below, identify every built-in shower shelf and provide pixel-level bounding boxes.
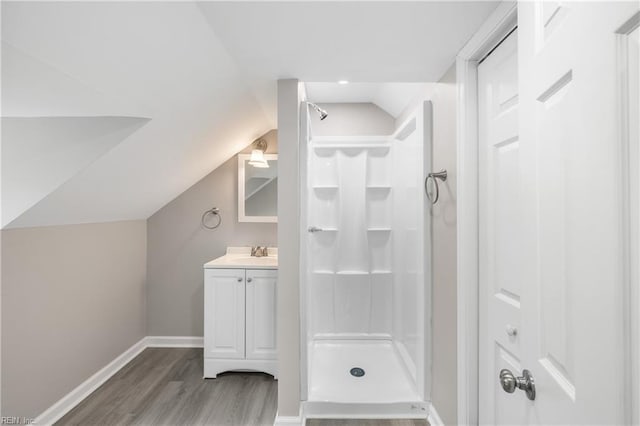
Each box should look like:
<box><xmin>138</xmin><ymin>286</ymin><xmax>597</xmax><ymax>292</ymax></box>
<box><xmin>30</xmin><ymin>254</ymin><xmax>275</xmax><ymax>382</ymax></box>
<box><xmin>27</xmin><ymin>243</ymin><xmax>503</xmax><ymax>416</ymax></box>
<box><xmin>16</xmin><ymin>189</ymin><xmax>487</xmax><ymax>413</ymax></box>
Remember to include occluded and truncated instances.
<box><xmin>314</xmin><ymin>146</ymin><xmax>391</xmax><ymax>159</ymax></box>
<box><xmin>312</xmin><ymin>270</ymin><xmax>334</xmax><ymax>275</ymax></box>
<box><xmin>306</xmin><ymin>126</ymin><xmax>429</xmax><ymax>399</ymax></box>
<box><xmin>312</xmin><ymin>332</ymin><xmax>392</xmax><ymax>341</ymax></box>
<box><xmin>312</xmin><ymin>143</ymin><xmax>391</xmax><ymax>150</ymax></box>
<box><xmin>312</xmin><ymin>135</ymin><xmax>390</xmax><ymax>144</ymax></box>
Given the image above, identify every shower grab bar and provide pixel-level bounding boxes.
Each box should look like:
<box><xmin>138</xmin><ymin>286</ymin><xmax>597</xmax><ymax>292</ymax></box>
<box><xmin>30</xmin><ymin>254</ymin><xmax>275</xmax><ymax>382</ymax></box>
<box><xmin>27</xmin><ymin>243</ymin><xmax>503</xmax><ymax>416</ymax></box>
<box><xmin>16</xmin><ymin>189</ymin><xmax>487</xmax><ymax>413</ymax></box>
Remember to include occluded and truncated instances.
<box><xmin>425</xmin><ymin>170</ymin><xmax>448</xmax><ymax>205</ymax></box>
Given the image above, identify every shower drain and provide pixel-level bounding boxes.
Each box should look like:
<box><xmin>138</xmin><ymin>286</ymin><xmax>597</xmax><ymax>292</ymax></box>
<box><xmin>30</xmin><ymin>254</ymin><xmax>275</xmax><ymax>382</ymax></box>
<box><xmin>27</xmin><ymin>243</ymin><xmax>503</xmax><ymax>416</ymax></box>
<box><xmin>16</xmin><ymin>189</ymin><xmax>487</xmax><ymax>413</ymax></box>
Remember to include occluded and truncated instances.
<box><xmin>350</xmin><ymin>367</ymin><xmax>365</xmax><ymax>377</ymax></box>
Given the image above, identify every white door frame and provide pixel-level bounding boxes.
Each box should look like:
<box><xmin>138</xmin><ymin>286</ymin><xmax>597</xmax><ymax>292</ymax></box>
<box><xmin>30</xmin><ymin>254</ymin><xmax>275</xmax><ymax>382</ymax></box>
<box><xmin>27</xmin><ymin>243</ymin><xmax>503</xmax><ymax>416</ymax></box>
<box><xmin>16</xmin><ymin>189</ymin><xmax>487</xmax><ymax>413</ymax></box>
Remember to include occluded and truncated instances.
<box><xmin>299</xmin><ymin>94</ymin><xmax>310</xmax><ymax>404</ymax></box>
<box><xmin>455</xmin><ymin>2</ymin><xmax>517</xmax><ymax>424</ymax></box>
<box><xmin>619</xmin><ymin>11</ymin><xmax>640</xmax><ymax>426</ymax></box>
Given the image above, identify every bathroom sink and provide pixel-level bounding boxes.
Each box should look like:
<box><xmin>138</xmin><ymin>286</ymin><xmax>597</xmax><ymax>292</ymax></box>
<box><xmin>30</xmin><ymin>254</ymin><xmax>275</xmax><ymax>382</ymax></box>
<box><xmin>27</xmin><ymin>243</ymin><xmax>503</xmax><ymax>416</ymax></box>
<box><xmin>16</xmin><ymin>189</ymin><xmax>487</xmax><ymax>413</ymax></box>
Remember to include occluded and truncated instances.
<box><xmin>204</xmin><ymin>247</ymin><xmax>278</xmax><ymax>269</ymax></box>
<box><xmin>217</xmin><ymin>256</ymin><xmax>277</xmax><ymax>266</ymax></box>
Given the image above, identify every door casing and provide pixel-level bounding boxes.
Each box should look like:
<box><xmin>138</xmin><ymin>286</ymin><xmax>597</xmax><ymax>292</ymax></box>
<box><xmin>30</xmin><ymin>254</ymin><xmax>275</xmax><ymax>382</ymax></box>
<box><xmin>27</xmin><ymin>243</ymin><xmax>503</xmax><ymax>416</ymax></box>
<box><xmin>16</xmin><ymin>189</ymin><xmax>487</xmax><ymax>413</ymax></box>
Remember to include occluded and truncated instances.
<box><xmin>455</xmin><ymin>3</ymin><xmax>518</xmax><ymax>424</ymax></box>
<box><xmin>619</xmin><ymin>12</ymin><xmax>640</xmax><ymax>426</ymax></box>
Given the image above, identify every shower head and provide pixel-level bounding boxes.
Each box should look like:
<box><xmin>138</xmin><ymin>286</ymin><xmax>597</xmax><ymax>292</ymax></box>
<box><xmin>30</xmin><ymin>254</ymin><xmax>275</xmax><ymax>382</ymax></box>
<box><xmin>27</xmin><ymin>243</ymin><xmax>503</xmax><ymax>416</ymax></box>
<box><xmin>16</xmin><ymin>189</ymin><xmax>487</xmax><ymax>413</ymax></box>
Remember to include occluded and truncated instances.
<box><xmin>307</xmin><ymin>102</ymin><xmax>328</xmax><ymax>120</ymax></box>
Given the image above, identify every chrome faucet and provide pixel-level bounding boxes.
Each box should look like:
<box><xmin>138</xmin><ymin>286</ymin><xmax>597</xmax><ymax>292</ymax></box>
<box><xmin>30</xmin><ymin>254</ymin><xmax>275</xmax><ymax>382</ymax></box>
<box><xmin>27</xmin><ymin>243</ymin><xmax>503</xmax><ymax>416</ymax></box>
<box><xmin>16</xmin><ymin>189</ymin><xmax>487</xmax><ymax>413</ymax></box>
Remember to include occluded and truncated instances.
<box><xmin>251</xmin><ymin>246</ymin><xmax>268</xmax><ymax>257</ymax></box>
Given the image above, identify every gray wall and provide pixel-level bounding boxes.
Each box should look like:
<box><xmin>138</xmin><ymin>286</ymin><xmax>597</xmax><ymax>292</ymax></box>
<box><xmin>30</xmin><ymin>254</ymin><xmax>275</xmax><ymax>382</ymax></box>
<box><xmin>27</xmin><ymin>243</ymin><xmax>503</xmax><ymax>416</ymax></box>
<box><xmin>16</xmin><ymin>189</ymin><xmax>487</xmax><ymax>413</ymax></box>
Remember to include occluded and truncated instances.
<box><xmin>276</xmin><ymin>79</ymin><xmax>301</xmax><ymax>417</ymax></box>
<box><xmin>1</xmin><ymin>226</ymin><xmax>3</xmax><ymax>417</ymax></box>
<box><xmin>430</xmin><ymin>64</ymin><xmax>458</xmax><ymax>425</ymax></box>
<box><xmin>310</xmin><ymin>102</ymin><xmax>395</xmax><ymax>136</ymax></box>
<box><xmin>146</xmin><ymin>130</ymin><xmax>278</xmax><ymax>336</ymax></box>
<box><xmin>1</xmin><ymin>220</ymin><xmax>146</xmax><ymax>418</ymax></box>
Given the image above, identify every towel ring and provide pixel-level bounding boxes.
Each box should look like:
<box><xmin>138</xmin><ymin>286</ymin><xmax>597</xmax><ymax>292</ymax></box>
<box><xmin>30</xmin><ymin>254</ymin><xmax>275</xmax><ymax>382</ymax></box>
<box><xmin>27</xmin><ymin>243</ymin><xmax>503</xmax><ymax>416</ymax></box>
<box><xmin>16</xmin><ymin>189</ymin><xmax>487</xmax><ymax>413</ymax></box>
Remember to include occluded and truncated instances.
<box><xmin>425</xmin><ymin>170</ymin><xmax>448</xmax><ymax>205</ymax></box>
<box><xmin>201</xmin><ymin>207</ymin><xmax>222</xmax><ymax>230</ymax></box>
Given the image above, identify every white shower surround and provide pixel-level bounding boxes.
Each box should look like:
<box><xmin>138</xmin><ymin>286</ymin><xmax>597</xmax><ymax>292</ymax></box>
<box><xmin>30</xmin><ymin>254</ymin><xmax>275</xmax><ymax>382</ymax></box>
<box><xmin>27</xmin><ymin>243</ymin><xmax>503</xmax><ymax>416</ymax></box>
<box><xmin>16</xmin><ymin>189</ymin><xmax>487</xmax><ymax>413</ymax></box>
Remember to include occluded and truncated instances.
<box><xmin>301</xmin><ymin>103</ymin><xmax>432</xmax><ymax>419</ymax></box>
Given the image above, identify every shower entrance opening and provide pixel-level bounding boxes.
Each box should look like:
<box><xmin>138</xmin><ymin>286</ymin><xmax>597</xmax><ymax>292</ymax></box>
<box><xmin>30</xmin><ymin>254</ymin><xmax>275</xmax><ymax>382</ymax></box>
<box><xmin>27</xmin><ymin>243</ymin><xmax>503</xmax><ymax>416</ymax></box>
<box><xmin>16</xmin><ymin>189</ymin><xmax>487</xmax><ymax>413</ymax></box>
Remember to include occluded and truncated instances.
<box><xmin>300</xmin><ymin>98</ymin><xmax>433</xmax><ymax>419</ymax></box>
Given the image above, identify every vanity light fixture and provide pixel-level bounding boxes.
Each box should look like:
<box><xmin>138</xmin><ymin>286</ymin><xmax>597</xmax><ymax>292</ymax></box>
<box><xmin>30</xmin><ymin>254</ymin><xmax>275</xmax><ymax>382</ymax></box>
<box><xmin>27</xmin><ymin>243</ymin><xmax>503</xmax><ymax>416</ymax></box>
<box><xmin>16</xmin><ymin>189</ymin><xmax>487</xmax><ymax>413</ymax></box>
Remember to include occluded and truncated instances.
<box><xmin>248</xmin><ymin>138</ymin><xmax>269</xmax><ymax>168</ymax></box>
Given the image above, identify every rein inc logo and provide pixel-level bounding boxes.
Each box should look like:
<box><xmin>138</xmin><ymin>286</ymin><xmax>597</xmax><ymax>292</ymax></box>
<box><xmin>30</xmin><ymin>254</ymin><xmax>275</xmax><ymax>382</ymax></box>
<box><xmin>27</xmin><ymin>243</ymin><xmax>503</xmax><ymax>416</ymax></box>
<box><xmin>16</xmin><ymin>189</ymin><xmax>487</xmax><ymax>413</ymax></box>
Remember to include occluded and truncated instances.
<box><xmin>1</xmin><ymin>418</ymin><xmax>34</xmax><ymax>425</ymax></box>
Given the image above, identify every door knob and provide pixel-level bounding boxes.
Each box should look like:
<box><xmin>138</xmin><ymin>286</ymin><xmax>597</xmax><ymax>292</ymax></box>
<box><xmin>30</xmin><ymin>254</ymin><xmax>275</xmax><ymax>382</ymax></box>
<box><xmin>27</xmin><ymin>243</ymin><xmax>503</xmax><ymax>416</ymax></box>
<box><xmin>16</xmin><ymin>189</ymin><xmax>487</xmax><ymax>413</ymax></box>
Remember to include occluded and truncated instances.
<box><xmin>237</xmin><ymin>277</ymin><xmax>243</xmax><ymax>282</ymax></box>
<box><xmin>308</xmin><ymin>226</ymin><xmax>323</xmax><ymax>233</ymax></box>
<box><xmin>247</xmin><ymin>278</ymin><xmax>253</xmax><ymax>283</ymax></box>
<box><xmin>499</xmin><ymin>369</ymin><xmax>536</xmax><ymax>401</ymax></box>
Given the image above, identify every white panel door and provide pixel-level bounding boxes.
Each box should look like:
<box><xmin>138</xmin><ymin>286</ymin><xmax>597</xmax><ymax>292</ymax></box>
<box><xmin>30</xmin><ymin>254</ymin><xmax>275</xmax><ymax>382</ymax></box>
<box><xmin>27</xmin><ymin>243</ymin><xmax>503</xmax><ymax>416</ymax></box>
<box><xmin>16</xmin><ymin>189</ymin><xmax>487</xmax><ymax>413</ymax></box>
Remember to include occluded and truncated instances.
<box><xmin>246</xmin><ymin>269</ymin><xmax>277</xmax><ymax>360</ymax></box>
<box><xmin>480</xmin><ymin>1</ymin><xmax>638</xmax><ymax>425</ymax></box>
<box><xmin>204</xmin><ymin>268</ymin><xmax>245</xmax><ymax>359</ymax></box>
<box><xmin>478</xmin><ymin>29</ymin><xmax>524</xmax><ymax>426</ymax></box>
<box><xmin>516</xmin><ymin>2</ymin><xmax>636</xmax><ymax>424</ymax></box>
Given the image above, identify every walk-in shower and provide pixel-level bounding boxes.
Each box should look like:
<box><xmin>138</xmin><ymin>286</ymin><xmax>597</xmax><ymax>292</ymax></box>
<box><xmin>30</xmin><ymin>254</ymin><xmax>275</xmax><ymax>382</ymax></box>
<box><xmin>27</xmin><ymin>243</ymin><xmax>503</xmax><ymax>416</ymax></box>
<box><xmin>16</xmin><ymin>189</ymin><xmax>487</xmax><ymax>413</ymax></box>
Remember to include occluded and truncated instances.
<box><xmin>300</xmin><ymin>98</ymin><xmax>433</xmax><ymax>419</ymax></box>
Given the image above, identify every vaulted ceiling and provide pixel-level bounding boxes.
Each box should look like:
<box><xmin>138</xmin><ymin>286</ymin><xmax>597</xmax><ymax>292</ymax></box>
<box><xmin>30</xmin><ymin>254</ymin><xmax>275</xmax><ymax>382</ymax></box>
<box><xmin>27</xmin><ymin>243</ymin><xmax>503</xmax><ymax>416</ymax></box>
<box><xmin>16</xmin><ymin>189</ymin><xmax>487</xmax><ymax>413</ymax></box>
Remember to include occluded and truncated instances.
<box><xmin>1</xmin><ymin>1</ymin><xmax>498</xmax><ymax>229</ymax></box>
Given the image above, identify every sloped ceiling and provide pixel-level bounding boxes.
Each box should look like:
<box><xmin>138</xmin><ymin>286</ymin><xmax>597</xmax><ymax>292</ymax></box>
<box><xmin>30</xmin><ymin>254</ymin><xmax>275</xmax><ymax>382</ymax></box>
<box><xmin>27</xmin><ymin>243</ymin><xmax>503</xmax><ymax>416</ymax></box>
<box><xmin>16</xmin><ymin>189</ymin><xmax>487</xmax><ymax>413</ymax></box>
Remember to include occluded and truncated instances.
<box><xmin>2</xmin><ymin>42</ymin><xmax>149</xmax><ymax>118</ymax></box>
<box><xmin>1</xmin><ymin>116</ymin><xmax>149</xmax><ymax>227</ymax></box>
<box><xmin>1</xmin><ymin>1</ymin><xmax>271</xmax><ymax>228</ymax></box>
<box><xmin>1</xmin><ymin>1</ymin><xmax>498</xmax><ymax>229</ymax></box>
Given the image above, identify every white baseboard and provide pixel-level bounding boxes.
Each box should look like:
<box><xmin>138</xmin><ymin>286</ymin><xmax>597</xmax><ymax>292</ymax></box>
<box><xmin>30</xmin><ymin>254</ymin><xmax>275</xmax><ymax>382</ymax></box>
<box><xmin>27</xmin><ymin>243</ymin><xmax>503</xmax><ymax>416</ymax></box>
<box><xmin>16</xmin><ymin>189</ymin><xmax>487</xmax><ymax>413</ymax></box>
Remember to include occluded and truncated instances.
<box><xmin>428</xmin><ymin>404</ymin><xmax>445</xmax><ymax>426</ymax></box>
<box><xmin>274</xmin><ymin>407</ymin><xmax>304</xmax><ymax>426</ymax></box>
<box><xmin>34</xmin><ymin>337</ymin><xmax>147</xmax><ymax>425</ymax></box>
<box><xmin>34</xmin><ymin>335</ymin><xmax>204</xmax><ymax>425</ymax></box>
<box><xmin>145</xmin><ymin>335</ymin><xmax>204</xmax><ymax>347</ymax></box>
<box><xmin>304</xmin><ymin>401</ymin><xmax>428</xmax><ymax>419</ymax></box>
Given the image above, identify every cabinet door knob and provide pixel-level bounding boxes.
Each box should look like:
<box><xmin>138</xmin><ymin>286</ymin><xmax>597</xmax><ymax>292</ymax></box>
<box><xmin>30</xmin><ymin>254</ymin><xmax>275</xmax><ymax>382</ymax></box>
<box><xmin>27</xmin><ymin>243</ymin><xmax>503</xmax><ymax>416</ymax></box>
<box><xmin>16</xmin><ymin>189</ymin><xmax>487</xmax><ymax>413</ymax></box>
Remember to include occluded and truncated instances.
<box><xmin>247</xmin><ymin>278</ymin><xmax>253</xmax><ymax>283</ymax></box>
<box><xmin>237</xmin><ymin>277</ymin><xmax>243</xmax><ymax>282</ymax></box>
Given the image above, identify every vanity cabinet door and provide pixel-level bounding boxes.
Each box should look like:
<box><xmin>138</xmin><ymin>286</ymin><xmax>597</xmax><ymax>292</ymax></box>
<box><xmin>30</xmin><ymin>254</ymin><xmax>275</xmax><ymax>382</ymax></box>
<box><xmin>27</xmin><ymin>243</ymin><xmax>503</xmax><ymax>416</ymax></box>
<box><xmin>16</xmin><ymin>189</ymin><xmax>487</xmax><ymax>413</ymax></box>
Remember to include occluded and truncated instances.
<box><xmin>204</xmin><ymin>269</ymin><xmax>245</xmax><ymax>359</ymax></box>
<box><xmin>245</xmin><ymin>269</ymin><xmax>277</xmax><ymax>360</ymax></box>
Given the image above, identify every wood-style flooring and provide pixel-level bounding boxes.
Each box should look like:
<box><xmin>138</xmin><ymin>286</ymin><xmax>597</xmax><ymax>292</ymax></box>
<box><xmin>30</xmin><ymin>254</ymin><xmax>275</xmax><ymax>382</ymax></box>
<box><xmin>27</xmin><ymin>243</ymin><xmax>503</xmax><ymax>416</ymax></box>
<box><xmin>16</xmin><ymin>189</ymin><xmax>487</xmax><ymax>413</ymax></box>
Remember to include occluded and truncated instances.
<box><xmin>56</xmin><ymin>348</ymin><xmax>429</xmax><ymax>426</ymax></box>
<box><xmin>56</xmin><ymin>347</ymin><xmax>277</xmax><ymax>425</ymax></box>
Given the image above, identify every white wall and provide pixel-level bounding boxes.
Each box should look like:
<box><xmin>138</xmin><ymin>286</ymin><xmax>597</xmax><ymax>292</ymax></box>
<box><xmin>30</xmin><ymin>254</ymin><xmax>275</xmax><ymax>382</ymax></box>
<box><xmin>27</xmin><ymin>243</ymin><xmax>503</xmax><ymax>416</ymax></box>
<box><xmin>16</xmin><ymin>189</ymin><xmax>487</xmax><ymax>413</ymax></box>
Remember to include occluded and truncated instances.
<box><xmin>306</xmin><ymin>142</ymin><xmax>395</xmax><ymax>338</ymax></box>
<box><xmin>392</xmin><ymin>114</ymin><xmax>426</xmax><ymax>388</ymax></box>
<box><xmin>305</xmin><ymin>104</ymin><xmax>396</xmax><ymax>341</ymax></box>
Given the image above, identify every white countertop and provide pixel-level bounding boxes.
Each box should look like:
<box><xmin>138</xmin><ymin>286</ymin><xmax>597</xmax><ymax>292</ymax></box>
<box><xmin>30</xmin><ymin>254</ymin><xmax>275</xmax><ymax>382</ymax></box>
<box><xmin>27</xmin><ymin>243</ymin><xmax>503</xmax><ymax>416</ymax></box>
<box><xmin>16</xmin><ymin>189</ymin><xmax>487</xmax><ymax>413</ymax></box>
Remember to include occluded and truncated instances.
<box><xmin>204</xmin><ymin>247</ymin><xmax>278</xmax><ymax>269</ymax></box>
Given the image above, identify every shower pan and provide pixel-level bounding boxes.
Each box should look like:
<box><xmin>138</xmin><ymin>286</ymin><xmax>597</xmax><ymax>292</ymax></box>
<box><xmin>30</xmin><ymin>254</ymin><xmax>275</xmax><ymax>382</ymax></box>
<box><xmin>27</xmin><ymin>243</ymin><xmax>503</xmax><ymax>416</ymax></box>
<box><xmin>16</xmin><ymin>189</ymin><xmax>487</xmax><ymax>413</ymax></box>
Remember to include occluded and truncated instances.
<box><xmin>299</xmin><ymin>101</ymin><xmax>433</xmax><ymax>419</ymax></box>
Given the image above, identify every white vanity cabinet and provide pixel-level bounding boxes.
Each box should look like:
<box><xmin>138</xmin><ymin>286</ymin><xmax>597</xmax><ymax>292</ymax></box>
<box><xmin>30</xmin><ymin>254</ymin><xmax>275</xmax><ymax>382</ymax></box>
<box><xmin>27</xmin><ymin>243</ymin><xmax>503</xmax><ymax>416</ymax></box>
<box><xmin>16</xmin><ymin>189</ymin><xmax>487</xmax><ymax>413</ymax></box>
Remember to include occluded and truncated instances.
<box><xmin>203</xmin><ymin>265</ymin><xmax>277</xmax><ymax>379</ymax></box>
